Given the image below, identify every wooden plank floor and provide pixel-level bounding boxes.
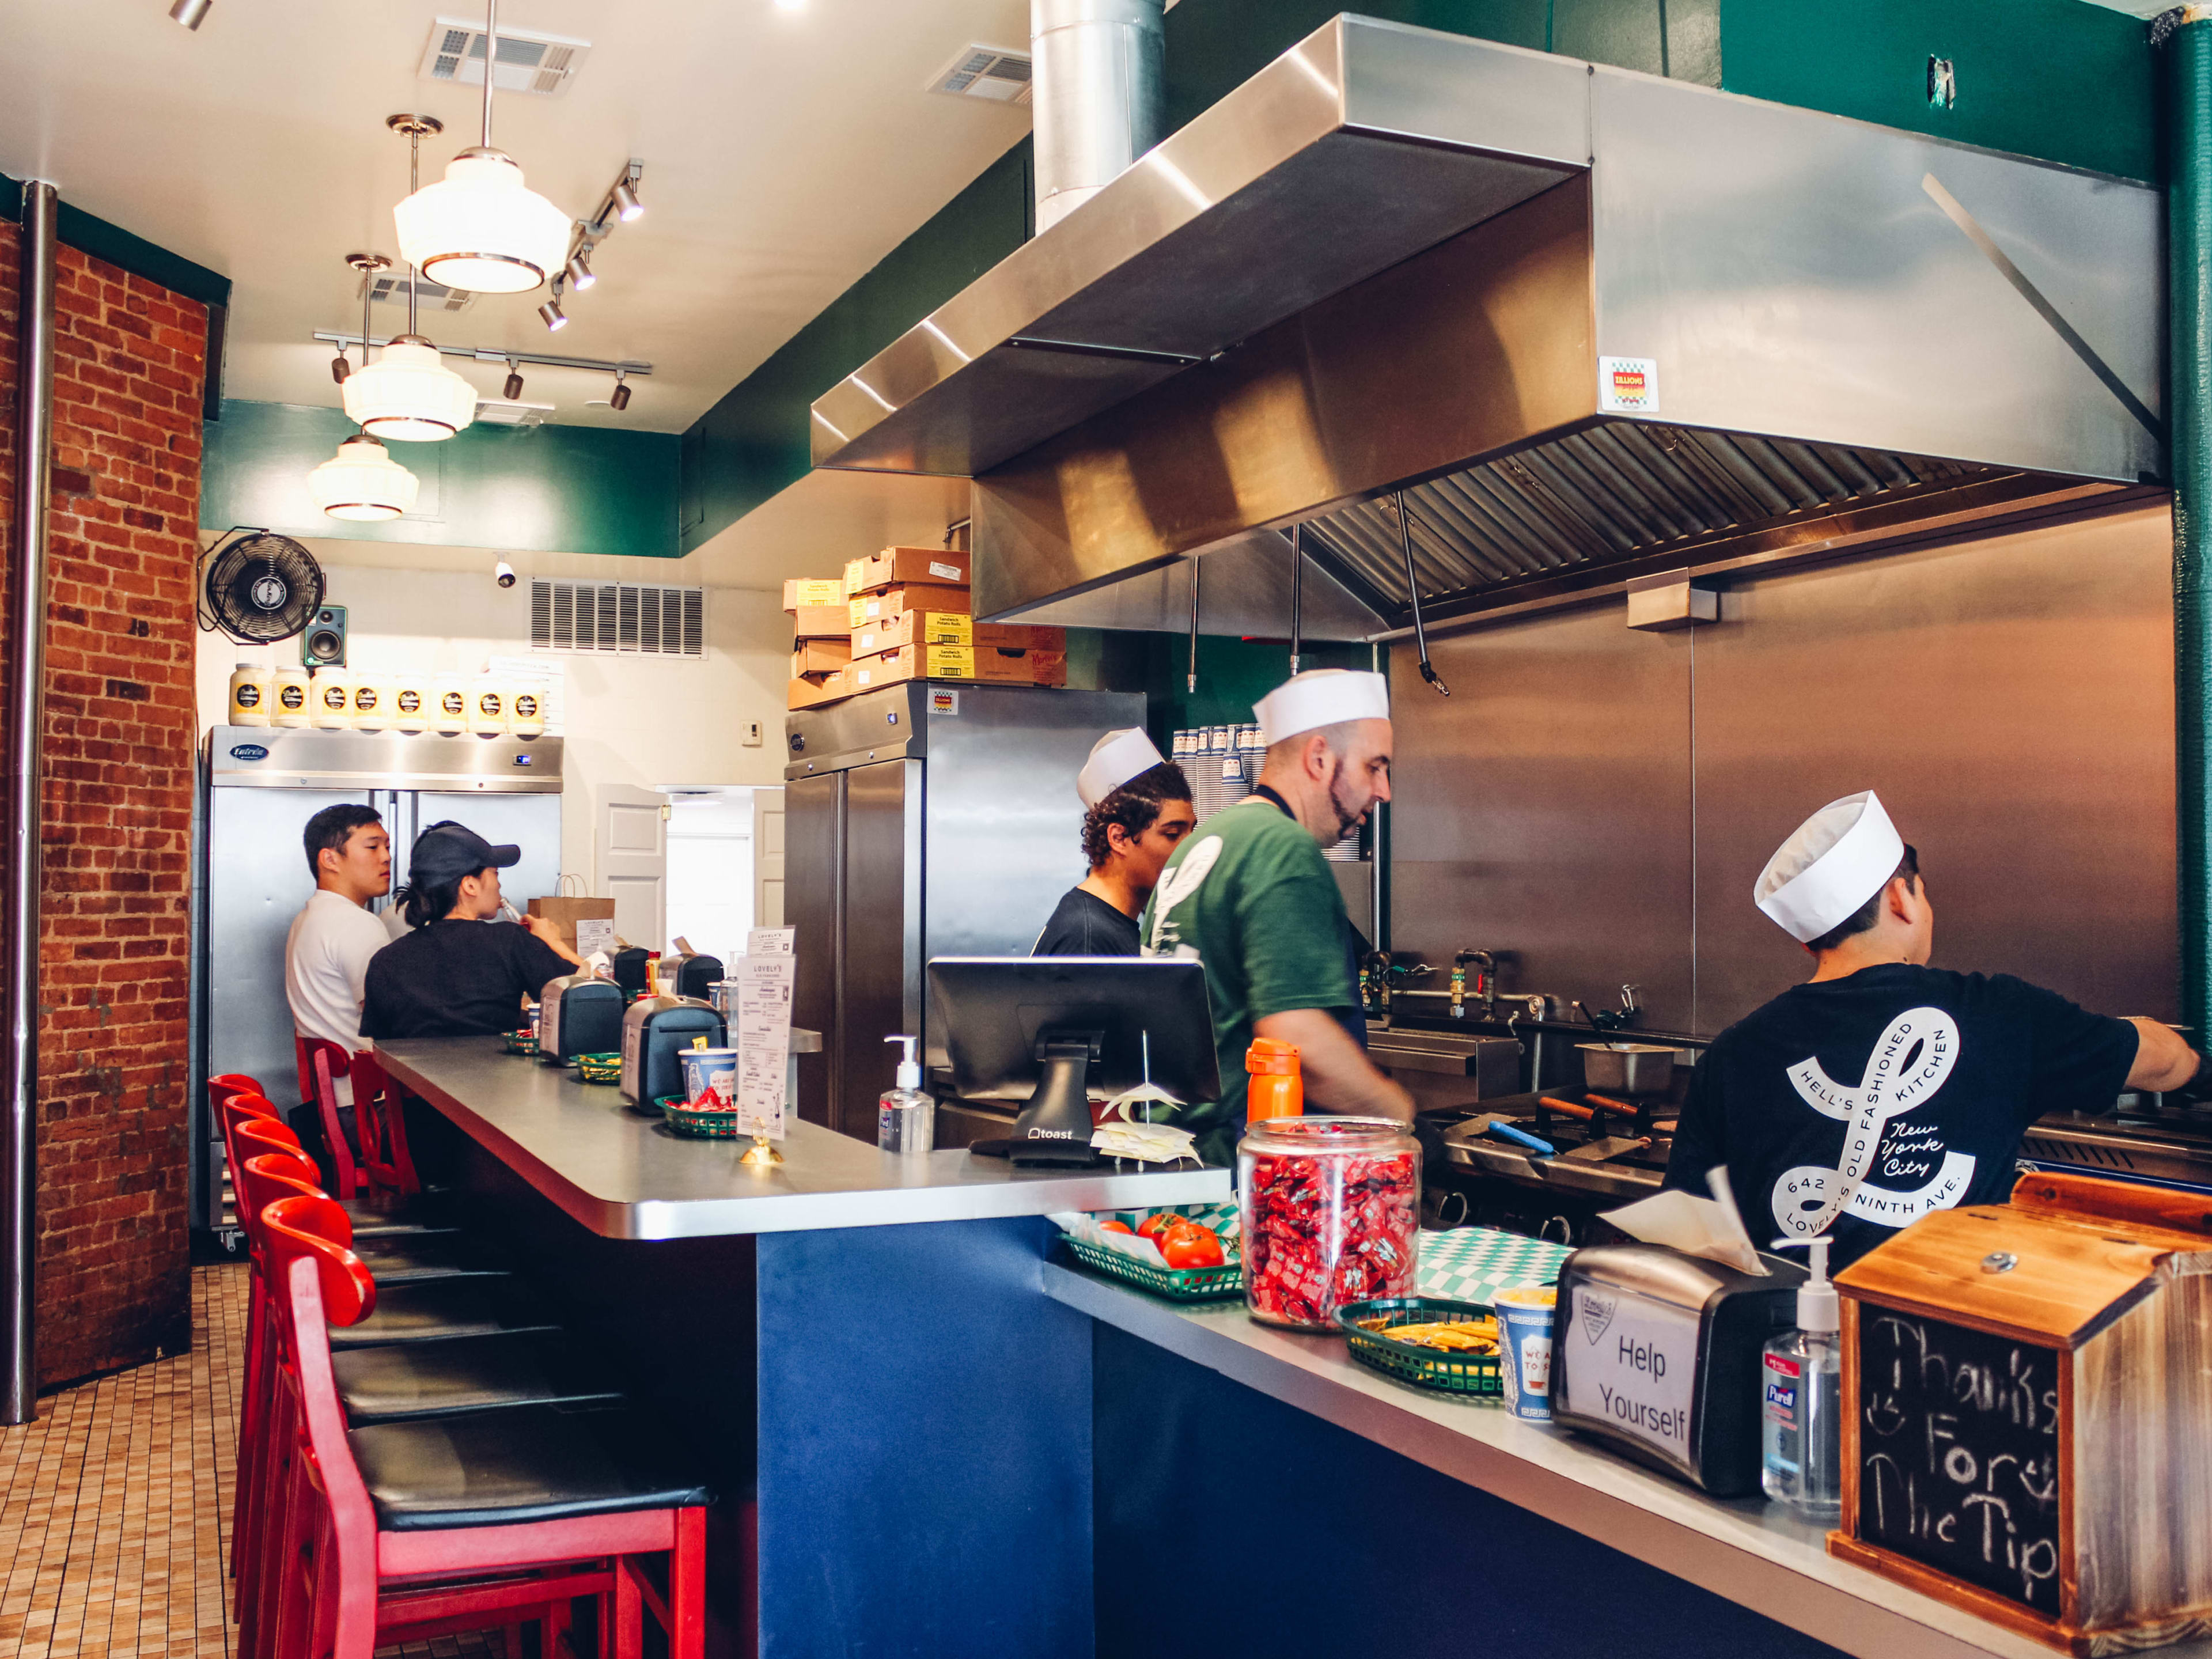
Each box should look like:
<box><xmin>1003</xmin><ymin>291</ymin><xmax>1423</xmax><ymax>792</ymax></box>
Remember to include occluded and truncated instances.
<box><xmin>0</xmin><ymin>1263</ymin><xmax>506</xmax><ymax>1659</ymax></box>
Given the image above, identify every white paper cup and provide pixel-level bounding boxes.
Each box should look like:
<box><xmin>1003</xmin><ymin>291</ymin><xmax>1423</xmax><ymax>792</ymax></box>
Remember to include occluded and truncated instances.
<box><xmin>680</xmin><ymin>1048</ymin><xmax>738</xmax><ymax>1108</ymax></box>
<box><xmin>1494</xmin><ymin>1283</ymin><xmax>1558</xmax><ymax>1420</ymax></box>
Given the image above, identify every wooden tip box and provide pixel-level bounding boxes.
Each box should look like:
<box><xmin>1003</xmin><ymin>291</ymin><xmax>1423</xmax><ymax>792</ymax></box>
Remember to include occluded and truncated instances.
<box><xmin>1828</xmin><ymin>1171</ymin><xmax>2212</xmax><ymax>1654</ymax></box>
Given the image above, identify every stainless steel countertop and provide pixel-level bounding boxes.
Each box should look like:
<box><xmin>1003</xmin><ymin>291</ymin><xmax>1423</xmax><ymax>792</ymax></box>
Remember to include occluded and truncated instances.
<box><xmin>376</xmin><ymin>1037</ymin><xmax>1229</xmax><ymax>1242</ymax></box>
<box><xmin>1044</xmin><ymin>1263</ymin><xmax>2212</xmax><ymax>1659</ymax></box>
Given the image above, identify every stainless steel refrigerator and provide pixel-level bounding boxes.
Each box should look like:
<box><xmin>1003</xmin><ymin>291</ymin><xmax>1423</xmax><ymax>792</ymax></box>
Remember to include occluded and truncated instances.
<box><xmin>190</xmin><ymin>725</ymin><xmax>563</xmax><ymax>1234</ymax></box>
<box><xmin>783</xmin><ymin>683</ymin><xmax>1145</xmax><ymax>1143</ymax></box>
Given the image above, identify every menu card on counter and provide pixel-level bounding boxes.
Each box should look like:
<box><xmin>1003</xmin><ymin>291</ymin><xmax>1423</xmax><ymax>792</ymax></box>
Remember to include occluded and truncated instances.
<box><xmin>734</xmin><ymin>927</ymin><xmax>796</xmax><ymax>1141</ymax></box>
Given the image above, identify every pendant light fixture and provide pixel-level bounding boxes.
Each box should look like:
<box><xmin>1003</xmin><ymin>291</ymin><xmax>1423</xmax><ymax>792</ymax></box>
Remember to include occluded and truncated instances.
<box><xmin>346</xmin><ymin>119</ymin><xmax>480</xmax><ymax>440</ymax></box>
<box><xmin>308</xmin><ymin>434</ymin><xmax>420</xmax><ymax>521</ymax></box>
<box><xmin>310</xmin><ymin>266</ymin><xmax>419</xmax><ymax>522</ymax></box>
<box><xmin>392</xmin><ymin>0</ymin><xmax>570</xmax><ymax>294</ymax></box>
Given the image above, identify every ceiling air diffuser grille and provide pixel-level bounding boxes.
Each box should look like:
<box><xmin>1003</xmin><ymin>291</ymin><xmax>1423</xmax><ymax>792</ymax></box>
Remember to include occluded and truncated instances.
<box><xmin>927</xmin><ymin>44</ymin><xmax>1033</xmax><ymax>103</ymax></box>
<box><xmin>532</xmin><ymin>580</ymin><xmax>704</xmax><ymax>658</ymax></box>
<box><xmin>420</xmin><ymin>18</ymin><xmax>591</xmax><ymax>97</ymax></box>
<box><xmin>363</xmin><ymin>271</ymin><xmax>474</xmax><ymax>315</ymax></box>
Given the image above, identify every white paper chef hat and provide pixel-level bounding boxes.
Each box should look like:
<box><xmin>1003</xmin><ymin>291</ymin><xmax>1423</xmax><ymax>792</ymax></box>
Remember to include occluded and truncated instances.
<box><xmin>1253</xmin><ymin>669</ymin><xmax>1391</xmax><ymax>745</ymax></box>
<box><xmin>1753</xmin><ymin>791</ymin><xmax>1907</xmax><ymax>943</ymax></box>
<box><xmin>1077</xmin><ymin>728</ymin><xmax>1166</xmax><ymax>809</ymax></box>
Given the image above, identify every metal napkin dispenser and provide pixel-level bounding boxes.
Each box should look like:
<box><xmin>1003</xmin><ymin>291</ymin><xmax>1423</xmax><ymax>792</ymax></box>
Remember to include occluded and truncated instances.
<box><xmin>539</xmin><ymin>975</ymin><xmax>625</xmax><ymax>1063</ymax></box>
<box><xmin>1550</xmin><ymin>1243</ymin><xmax>1805</xmax><ymax>1497</ymax></box>
<box><xmin>619</xmin><ymin>997</ymin><xmax>724</xmax><ymax>1108</ymax></box>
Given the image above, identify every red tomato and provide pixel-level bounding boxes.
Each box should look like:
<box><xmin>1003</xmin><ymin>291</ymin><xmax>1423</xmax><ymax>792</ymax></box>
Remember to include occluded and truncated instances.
<box><xmin>1160</xmin><ymin>1222</ymin><xmax>1225</xmax><ymax>1269</ymax></box>
<box><xmin>1136</xmin><ymin>1213</ymin><xmax>1182</xmax><ymax>1245</ymax></box>
<box><xmin>1098</xmin><ymin>1220</ymin><xmax>1134</xmax><ymax>1235</ymax></box>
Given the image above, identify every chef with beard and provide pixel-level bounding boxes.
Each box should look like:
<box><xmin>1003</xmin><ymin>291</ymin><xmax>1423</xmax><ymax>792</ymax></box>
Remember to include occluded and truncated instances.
<box><xmin>1141</xmin><ymin>669</ymin><xmax>1414</xmax><ymax>1165</ymax></box>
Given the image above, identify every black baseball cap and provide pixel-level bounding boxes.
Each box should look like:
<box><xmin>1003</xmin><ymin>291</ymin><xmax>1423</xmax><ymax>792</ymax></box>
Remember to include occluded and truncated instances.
<box><xmin>408</xmin><ymin>820</ymin><xmax>522</xmax><ymax>887</ymax></box>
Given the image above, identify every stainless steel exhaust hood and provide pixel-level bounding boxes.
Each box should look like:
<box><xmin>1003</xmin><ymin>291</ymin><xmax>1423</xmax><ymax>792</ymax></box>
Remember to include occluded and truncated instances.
<box><xmin>813</xmin><ymin>16</ymin><xmax>2162</xmax><ymax>631</ymax></box>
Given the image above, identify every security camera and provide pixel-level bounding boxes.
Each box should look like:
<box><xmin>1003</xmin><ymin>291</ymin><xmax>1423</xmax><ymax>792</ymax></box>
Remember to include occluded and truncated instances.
<box><xmin>495</xmin><ymin>561</ymin><xmax>517</xmax><ymax>589</ymax></box>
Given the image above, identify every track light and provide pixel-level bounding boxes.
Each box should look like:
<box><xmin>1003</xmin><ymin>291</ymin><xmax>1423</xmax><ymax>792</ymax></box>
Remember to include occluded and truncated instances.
<box><xmin>538</xmin><ymin>298</ymin><xmax>567</xmax><ymax>331</ymax></box>
<box><xmin>503</xmin><ymin>361</ymin><xmax>525</xmax><ymax>400</ymax></box>
<box><xmin>566</xmin><ymin>249</ymin><xmax>595</xmax><ymax>290</ymax></box>
<box><xmin>169</xmin><ymin>0</ymin><xmax>212</xmax><ymax>28</ymax></box>
<box><xmin>610</xmin><ymin>372</ymin><xmax>631</xmax><ymax>412</ymax></box>
<box><xmin>331</xmin><ymin>354</ymin><xmax>351</xmax><ymax>385</ymax></box>
<box><xmin>611</xmin><ymin>179</ymin><xmax>643</xmax><ymax>222</ymax></box>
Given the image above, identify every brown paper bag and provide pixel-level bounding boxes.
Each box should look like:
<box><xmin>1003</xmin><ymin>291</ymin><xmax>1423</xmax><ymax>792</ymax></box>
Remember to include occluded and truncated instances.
<box><xmin>527</xmin><ymin>896</ymin><xmax>616</xmax><ymax>954</ymax></box>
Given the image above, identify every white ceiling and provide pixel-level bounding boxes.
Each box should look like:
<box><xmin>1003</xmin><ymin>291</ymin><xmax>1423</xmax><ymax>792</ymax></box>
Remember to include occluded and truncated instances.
<box><xmin>0</xmin><ymin>0</ymin><xmax>1035</xmax><ymax>434</ymax></box>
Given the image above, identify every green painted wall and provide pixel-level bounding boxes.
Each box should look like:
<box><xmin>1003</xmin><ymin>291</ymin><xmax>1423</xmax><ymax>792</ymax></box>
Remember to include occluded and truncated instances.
<box><xmin>679</xmin><ymin>143</ymin><xmax>1034</xmax><ymax>552</ymax></box>
<box><xmin>680</xmin><ymin>0</ymin><xmax>2150</xmax><ymax>557</ymax></box>
<box><xmin>202</xmin><ymin>400</ymin><xmax>681</xmax><ymax>560</ymax></box>
<box><xmin>1719</xmin><ymin>0</ymin><xmax>2152</xmax><ymax>184</ymax></box>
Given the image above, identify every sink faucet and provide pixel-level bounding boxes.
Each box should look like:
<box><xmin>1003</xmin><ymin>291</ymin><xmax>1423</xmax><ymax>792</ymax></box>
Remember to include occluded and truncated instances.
<box><xmin>1450</xmin><ymin>949</ymin><xmax>1498</xmax><ymax>1021</ymax></box>
<box><xmin>1575</xmin><ymin>984</ymin><xmax>1645</xmax><ymax>1034</ymax></box>
<box><xmin>1361</xmin><ymin>949</ymin><xmax>1393</xmax><ymax>1028</ymax></box>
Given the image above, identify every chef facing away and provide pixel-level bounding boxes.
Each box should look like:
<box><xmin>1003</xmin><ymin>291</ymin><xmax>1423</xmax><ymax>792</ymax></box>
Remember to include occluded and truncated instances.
<box><xmin>1664</xmin><ymin>790</ymin><xmax>2203</xmax><ymax>1269</ymax></box>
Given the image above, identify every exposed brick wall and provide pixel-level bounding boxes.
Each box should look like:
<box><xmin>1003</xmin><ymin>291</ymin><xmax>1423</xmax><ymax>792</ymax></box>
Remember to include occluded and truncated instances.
<box><xmin>0</xmin><ymin>221</ymin><xmax>205</xmax><ymax>1388</ymax></box>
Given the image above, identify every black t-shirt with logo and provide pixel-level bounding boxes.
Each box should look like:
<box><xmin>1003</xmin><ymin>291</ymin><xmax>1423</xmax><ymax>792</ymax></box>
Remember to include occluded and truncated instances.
<box><xmin>361</xmin><ymin>918</ymin><xmax>573</xmax><ymax>1040</ymax></box>
<box><xmin>1662</xmin><ymin>964</ymin><xmax>2138</xmax><ymax>1270</ymax></box>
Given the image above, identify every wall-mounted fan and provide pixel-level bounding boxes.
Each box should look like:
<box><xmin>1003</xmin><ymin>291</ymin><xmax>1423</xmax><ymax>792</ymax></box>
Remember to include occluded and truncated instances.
<box><xmin>198</xmin><ymin>528</ymin><xmax>325</xmax><ymax>645</ymax></box>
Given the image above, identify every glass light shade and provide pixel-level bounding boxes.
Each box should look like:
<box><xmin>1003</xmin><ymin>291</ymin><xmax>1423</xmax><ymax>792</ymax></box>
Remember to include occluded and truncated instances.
<box><xmin>394</xmin><ymin>150</ymin><xmax>570</xmax><ymax>296</ymax></box>
<box><xmin>342</xmin><ymin>339</ymin><xmax>478</xmax><ymax>441</ymax></box>
<box><xmin>308</xmin><ymin>435</ymin><xmax>419</xmax><ymax>522</ymax></box>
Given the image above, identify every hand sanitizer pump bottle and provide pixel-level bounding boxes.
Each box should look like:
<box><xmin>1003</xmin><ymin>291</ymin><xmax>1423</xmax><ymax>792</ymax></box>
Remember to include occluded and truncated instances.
<box><xmin>1761</xmin><ymin>1236</ymin><xmax>1843</xmax><ymax>1518</ymax></box>
<box><xmin>877</xmin><ymin>1035</ymin><xmax>933</xmax><ymax>1156</ymax></box>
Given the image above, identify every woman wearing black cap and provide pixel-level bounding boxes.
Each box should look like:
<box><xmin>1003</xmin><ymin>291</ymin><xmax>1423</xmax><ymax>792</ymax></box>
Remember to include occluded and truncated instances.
<box><xmin>360</xmin><ymin>820</ymin><xmax>584</xmax><ymax>1040</ymax></box>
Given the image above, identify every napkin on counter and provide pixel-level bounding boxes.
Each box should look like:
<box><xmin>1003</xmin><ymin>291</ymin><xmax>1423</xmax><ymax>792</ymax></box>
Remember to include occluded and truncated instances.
<box><xmin>1601</xmin><ymin>1165</ymin><xmax>1767</xmax><ymax>1276</ymax></box>
<box><xmin>1091</xmin><ymin>1119</ymin><xmax>1198</xmax><ymax>1164</ymax></box>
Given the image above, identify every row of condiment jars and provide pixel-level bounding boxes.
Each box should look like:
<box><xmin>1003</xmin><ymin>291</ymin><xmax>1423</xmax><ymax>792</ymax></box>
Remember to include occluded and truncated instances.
<box><xmin>228</xmin><ymin>664</ymin><xmax>546</xmax><ymax>737</ymax></box>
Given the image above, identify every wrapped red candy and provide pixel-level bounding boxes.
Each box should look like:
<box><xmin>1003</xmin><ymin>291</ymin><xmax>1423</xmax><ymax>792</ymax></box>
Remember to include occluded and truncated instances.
<box><xmin>1238</xmin><ymin>1117</ymin><xmax>1421</xmax><ymax>1330</ymax></box>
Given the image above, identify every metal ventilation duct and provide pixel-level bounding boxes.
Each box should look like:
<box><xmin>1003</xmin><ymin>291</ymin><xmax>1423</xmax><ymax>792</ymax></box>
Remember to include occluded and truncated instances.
<box><xmin>816</xmin><ymin>18</ymin><xmax>2161</xmax><ymax>631</ymax></box>
<box><xmin>1031</xmin><ymin>0</ymin><xmax>1164</xmax><ymax>232</ymax></box>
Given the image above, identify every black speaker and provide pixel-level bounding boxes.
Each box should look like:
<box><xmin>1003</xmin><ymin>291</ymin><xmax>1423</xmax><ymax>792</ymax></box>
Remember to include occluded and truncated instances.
<box><xmin>302</xmin><ymin>605</ymin><xmax>348</xmax><ymax>668</ymax></box>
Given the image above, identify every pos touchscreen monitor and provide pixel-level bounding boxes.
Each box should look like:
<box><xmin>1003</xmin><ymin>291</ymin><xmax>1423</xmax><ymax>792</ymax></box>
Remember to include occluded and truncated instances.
<box><xmin>926</xmin><ymin>957</ymin><xmax>1219</xmax><ymax>1166</ymax></box>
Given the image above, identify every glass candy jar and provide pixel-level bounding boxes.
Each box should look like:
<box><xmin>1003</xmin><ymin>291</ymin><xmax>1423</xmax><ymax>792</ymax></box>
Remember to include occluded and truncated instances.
<box><xmin>1238</xmin><ymin>1116</ymin><xmax>1421</xmax><ymax>1330</ymax></box>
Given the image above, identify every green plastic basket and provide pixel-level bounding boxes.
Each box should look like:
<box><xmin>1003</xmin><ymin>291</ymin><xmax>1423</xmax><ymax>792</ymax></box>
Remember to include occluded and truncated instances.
<box><xmin>575</xmin><ymin>1052</ymin><xmax>622</xmax><ymax>1085</ymax></box>
<box><xmin>502</xmin><ymin>1029</ymin><xmax>539</xmax><ymax>1056</ymax></box>
<box><xmin>1061</xmin><ymin>1233</ymin><xmax>1243</xmax><ymax>1302</ymax></box>
<box><xmin>1336</xmin><ymin>1297</ymin><xmax>1503</xmax><ymax>1397</ymax></box>
<box><xmin>657</xmin><ymin>1094</ymin><xmax>744</xmax><ymax>1139</ymax></box>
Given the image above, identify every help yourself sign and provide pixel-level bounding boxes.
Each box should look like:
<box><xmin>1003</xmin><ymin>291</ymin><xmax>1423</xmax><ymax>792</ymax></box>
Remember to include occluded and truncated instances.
<box><xmin>1557</xmin><ymin>1288</ymin><xmax>1698</xmax><ymax>1463</ymax></box>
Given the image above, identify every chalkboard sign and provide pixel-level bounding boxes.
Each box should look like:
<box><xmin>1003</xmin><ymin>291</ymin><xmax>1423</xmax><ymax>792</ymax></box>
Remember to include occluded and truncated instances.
<box><xmin>1857</xmin><ymin>1310</ymin><xmax>2062</xmax><ymax>1614</ymax></box>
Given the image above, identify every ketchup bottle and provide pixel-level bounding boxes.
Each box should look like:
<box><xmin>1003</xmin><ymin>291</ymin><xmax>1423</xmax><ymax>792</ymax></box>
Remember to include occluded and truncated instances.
<box><xmin>1245</xmin><ymin>1037</ymin><xmax>1303</xmax><ymax>1122</ymax></box>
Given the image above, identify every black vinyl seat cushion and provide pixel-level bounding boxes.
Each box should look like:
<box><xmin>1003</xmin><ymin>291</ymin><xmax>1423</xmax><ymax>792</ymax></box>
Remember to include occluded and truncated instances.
<box><xmin>329</xmin><ymin>1278</ymin><xmax>560</xmax><ymax>1350</ymax></box>
<box><xmin>338</xmin><ymin>1188</ymin><xmax>462</xmax><ymax>1240</ymax></box>
<box><xmin>347</xmin><ymin>1233</ymin><xmax>508</xmax><ymax>1285</ymax></box>
<box><xmin>331</xmin><ymin>1332</ymin><xmax>625</xmax><ymax>1424</ymax></box>
<box><xmin>349</xmin><ymin>1405</ymin><xmax>713</xmax><ymax>1531</ymax></box>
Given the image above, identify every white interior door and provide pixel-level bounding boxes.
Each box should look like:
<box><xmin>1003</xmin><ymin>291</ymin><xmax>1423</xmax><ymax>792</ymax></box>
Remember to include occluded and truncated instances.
<box><xmin>752</xmin><ymin>786</ymin><xmax>786</xmax><ymax>929</ymax></box>
<box><xmin>597</xmin><ymin>785</ymin><xmax>668</xmax><ymax>951</ymax></box>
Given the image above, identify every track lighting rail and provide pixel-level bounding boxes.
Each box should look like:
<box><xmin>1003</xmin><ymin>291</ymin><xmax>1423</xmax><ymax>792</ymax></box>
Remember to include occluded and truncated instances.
<box><xmin>311</xmin><ymin>332</ymin><xmax>652</xmax><ymax>376</ymax></box>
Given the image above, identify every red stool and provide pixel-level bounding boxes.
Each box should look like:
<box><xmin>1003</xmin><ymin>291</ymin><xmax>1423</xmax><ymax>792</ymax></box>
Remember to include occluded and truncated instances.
<box><xmin>261</xmin><ymin>1199</ymin><xmax>709</xmax><ymax>1659</ymax></box>
<box><xmin>349</xmin><ymin>1048</ymin><xmax>426</xmax><ymax>1206</ymax></box>
<box><xmin>294</xmin><ymin>1037</ymin><xmax>362</xmax><ymax>1199</ymax></box>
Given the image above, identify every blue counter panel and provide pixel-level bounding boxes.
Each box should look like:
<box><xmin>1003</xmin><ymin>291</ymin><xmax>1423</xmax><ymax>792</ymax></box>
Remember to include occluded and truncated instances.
<box><xmin>1093</xmin><ymin>1323</ymin><xmax>1854</xmax><ymax>1658</ymax></box>
<box><xmin>756</xmin><ymin>1216</ymin><xmax>1095</xmax><ymax>1658</ymax></box>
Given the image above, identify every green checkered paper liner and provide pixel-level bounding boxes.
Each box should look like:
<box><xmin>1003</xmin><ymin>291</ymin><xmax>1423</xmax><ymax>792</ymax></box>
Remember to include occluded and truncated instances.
<box><xmin>1414</xmin><ymin>1225</ymin><xmax>1569</xmax><ymax>1302</ymax></box>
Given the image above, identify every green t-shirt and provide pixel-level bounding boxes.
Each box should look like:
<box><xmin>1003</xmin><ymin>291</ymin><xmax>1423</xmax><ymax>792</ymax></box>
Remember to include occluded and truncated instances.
<box><xmin>1139</xmin><ymin>795</ymin><xmax>1359</xmax><ymax>1164</ymax></box>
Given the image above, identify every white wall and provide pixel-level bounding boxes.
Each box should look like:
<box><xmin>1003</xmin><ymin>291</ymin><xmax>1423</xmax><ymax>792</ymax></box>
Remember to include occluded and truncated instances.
<box><xmin>196</xmin><ymin>552</ymin><xmax>792</xmax><ymax>900</ymax></box>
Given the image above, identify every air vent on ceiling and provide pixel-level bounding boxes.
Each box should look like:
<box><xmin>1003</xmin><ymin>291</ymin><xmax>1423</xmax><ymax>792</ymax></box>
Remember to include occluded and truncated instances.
<box><xmin>532</xmin><ymin>579</ymin><xmax>704</xmax><ymax>658</ymax></box>
<box><xmin>420</xmin><ymin>18</ymin><xmax>590</xmax><ymax>97</ymax></box>
<box><xmin>473</xmin><ymin>398</ymin><xmax>555</xmax><ymax>428</ymax></box>
<box><xmin>362</xmin><ymin>271</ymin><xmax>474</xmax><ymax>315</ymax></box>
<box><xmin>927</xmin><ymin>44</ymin><xmax>1032</xmax><ymax>103</ymax></box>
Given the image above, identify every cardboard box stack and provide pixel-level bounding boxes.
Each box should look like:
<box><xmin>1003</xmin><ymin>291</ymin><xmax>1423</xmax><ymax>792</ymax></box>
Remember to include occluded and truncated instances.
<box><xmin>788</xmin><ymin>549</ymin><xmax>1067</xmax><ymax>709</ymax></box>
<box><xmin>785</xmin><ymin>577</ymin><xmax>850</xmax><ymax>709</ymax></box>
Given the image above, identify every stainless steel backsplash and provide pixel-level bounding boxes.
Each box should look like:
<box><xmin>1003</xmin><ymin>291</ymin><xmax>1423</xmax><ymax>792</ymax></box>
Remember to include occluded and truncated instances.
<box><xmin>1387</xmin><ymin>502</ymin><xmax>2178</xmax><ymax>1037</ymax></box>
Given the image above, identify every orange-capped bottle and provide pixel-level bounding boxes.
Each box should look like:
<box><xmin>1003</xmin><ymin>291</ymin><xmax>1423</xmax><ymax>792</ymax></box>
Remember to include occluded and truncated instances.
<box><xmin>1246</xmin><ymin>1037</ymin><xmax>1304</xmax><ymax>1122</ymax></box>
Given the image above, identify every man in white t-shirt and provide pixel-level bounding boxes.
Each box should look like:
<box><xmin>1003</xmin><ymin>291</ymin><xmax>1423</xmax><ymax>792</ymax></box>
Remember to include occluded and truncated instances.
<box><xmin>284</xmin><ymin>804</ymin><xmax>393</xmax><ymax>1175</ymax></box>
